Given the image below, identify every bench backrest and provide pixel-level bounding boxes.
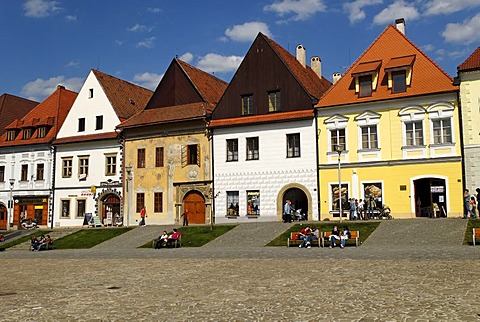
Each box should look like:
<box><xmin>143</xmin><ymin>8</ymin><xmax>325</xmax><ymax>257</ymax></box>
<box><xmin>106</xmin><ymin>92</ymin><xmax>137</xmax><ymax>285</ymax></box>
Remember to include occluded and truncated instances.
<box><xmin>290</xmin><ymin>232</ymin><xmax>300</xmax><ymax>240</ymax></box>
<box><xmin>323</xmin><ymin>230</ymin><xmax>359</xmax><ymax>239</ymax></box>
<box><xmin>473</xmin><ymin>228</ymin><xmax>480</xmax><ymax>238</ymax></box>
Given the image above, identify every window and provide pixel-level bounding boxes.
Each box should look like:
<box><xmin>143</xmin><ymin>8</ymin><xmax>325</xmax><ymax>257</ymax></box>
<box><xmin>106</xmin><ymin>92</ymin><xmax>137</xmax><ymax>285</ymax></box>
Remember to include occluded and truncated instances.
<box><xmin>359</xmin><ymin>75</ymin><xmax>372</xmax><ymax>97</ymax></box>
<box><xmin>89</xmin><ymin>88</ymin><xmax>94</xmax><ymax>98</ymax></box>
<box><xmin>286</xmin><ymin>133</ymin><xmax>300</xmax><ymax>158</ymax></box>
<box><xmin>226</xmin><ymin>191</ymin><xmax>239</xmax><ymax>216</ymax></box>
<box><xmin>78</xmin><ymin>118</ymin><xmax>85</xmax><ymax>132</ymax></box>
<box><xmin>95</xmin><ymin>115</ymin><xmax>103</xmax><ymax>130</ymax></box>
<box><xmin>331</xmin><ymin>184</ymin><xmax>349</xmax><ymax>216</ymax></box>
<box><xmin>76</xmin><ymin>199</ymin><xmax>86</xmax><ymax>217</ymax></box>
<box><xmin>0</xmin><ymin>166</ymin><xmax>4</xmax><ymax>182</ymax></box>
<box><xmin>330</xmin><ymin>129</ymin><xmax>346</xmax><ymax>152</ymax></box>
<box><xmin>6</xmin><ymin>130</ymin><xmax>16</xmax><ymax>141</ymax></box>
<box><xmin>137</xmin><ymin>148</ymin><xmax>146</xmax><ymax>168</ymax></box>
<box><xmin>361</xmin><ymin>126</ymin><xmax>378</xmax><ymax>149</ymax></box>
<box><xmin>268</xmin><ymin>91</ymin><xmax>281</xmax><ymax>112</ymax></box>
<box><xmin>154</xmin><ymin>192</ymin><xmax>163</xmax><ymax>213</ymax></box>
<box><xmin>363</xmin><ymin>182</ymin><xmax>383</xmax><ymax>208</ymax></box>
<box><xmin>187</xmin><ymin>144</ymin><xmax>199</xmax><ymax>165</ymax></box>
<box><xmin>405</xmin><ymin>121</ymin><xmax>423</xmax><ymax>146</ymax></box>
<box><xmin>61</xmin><ymin>199</ymin><xmax>70</xmax><ymax>218</ymax></box>
<box><xmin>136</xmin><ymin>193</ymin><xmax>145</xmax><ymax>213</ymax></box>
<box><xmin>246</xmin><ymin>137</ymin><xmax>259</xmax><ymax>160</ymax></box>
<box><xmin>62</xmin><ymin>158</ymin><xmax>73</xmax><ymax>178</ymax></box>
<box><xmin>155</xmin><ymin>147</ymin><xmax>164</xmax><ymax>167</ymax></box>
<box><xmin>36</xmin><ymin>163</ymin><xmax>44</xmax><ymax>181</ymax></box>
<box><xmin>392</xmin><ymin>70</ymin><xmax>406</xmax><ymax>93</ymax></box>
<box><xmin>432</xmin><ymin>119</ymin><xmax>452</xmax><ymax>144</ymax></box>
<box><xmin>22</xmin><ymin>128</ymin><xmax>32</xmax><ymax>140</ymax></box>
<box><xmin>241</xmin><ymin>95</ymin><xmax>254</xmax><ymax>115</ymax></box>
<box><xmin>37</xmin><ymin>127</ymin><xmax>47</xmax><ymax>138</ymax></box>
<box><xmin>105</xmin><ymin>155</ymin><xmax>116</xmax><ymax>175</ymax></box>
<box><xmin>78</xmin><ymin>156</ymin><xmax>89</xmax><ymax>178</ymax></box>
<box><xmin>226</xmin><ymin>139</ymin><xmax>238</xmax><ymax>162</ymax></box>
<box><xmin>20</xmin><ymin>164</ymin><xmax>28</xmax><ymax>181</ymax></box>
<box><xmin>247</xmin><ymin>191</ymin><xmax>260</xmax><ymax>216</ymax></box>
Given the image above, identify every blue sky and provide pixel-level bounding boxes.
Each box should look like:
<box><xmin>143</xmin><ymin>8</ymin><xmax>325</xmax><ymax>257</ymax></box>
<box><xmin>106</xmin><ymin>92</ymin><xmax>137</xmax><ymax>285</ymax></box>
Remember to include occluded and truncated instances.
<box><xmin>1</xmin><ymin>0</ymin><xmax>479</xmax><ymax>101</ymax></box>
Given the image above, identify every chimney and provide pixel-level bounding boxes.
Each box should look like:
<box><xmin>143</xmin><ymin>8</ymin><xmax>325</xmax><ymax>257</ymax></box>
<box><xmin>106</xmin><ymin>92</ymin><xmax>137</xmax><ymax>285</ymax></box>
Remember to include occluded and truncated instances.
<box><xmin>310</xmin><ymin>56</ymin><xmax>322</xmax><ymax>79</ymax></box>
<box><xmin>332</xmin><ymin>72</ymin><xmax>342</xmax><ymax>84</ymax></box>
<box><xmin>57</xmin><ymin>85</ymin><xmax>65</xmax><ymax>90</ymax></box>
<box><xmin>296</xmin><ymin>44</ymin><xmax>306</xmax><ymax>68</ymax></box>
<box><xmin>395</xmin><ymin>18</ymin><xmax>405</xmax><ymax>35</ymax></box>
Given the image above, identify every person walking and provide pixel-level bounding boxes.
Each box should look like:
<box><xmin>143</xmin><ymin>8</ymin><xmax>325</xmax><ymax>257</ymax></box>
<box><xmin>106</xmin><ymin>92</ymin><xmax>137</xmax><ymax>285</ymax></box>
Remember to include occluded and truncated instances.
<box><xmin>283</xmin><ymin>199</ymin><xmax>293</xmax><ymax>223</ymax></box>
<box><xmin>139</xmin><ymin>206</ymin><xmax>147</xmax><ymax>226</ymax></box>
<box><xmin>464</xmin><ymin>189</ymin><xmax>476</xmax><ymax>219</ymax></box>
<box><xmin>349</xmin><ymin>198</ymin><xmax>356</xmax><ymax>221</ymax></box>
<box><xmin>181</xmin><ymin>209</ymin><xmax>189</xmax><ymax>226</ymax></box>
<box><xmin>367</xmin><ymin>197</ymin><xmax>376</xmax><ymax>219</ymax></box>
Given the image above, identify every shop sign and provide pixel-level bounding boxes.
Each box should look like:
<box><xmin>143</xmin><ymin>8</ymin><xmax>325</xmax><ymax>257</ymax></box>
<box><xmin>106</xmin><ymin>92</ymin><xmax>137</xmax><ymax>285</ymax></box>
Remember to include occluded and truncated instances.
<box><xmin>431</xmin><ymin>186</ymin><xmax>444</xmax><ymax>193</ymax></box>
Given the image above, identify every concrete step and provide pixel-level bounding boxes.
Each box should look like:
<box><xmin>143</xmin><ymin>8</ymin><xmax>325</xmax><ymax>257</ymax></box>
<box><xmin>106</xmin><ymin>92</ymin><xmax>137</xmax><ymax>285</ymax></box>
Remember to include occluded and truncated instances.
<box><xmin>7</xmin><ymin>228</ymin><xmax>81</xmax><ymax>251</ymax></box>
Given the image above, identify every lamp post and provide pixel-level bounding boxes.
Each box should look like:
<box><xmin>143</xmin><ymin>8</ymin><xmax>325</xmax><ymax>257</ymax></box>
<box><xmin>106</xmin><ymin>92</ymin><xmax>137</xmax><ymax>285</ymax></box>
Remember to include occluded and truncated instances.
<box><xmin>125</xmin><ymin>166</ymin><xmax>132</xmax><ymax>227</ymax></box>
<box><xmin>335</xmin><ymin>144</ymin><xmax>344</xmax><ymax>223</ymax></box>
<box><xmin>8</xmin><ymin>179</ymin><xmax>14</xmax><ymax>231</ymax></box>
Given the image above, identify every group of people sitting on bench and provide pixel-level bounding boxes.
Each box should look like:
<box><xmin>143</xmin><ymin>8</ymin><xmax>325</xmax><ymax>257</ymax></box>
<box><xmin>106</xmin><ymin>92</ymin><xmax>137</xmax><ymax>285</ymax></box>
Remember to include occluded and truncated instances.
<box><xmin>154</xmin><ymin>228</ymin><xmax>182</xmax><ymax>249</ymax></box>
<box><xmin>298</xmin><ymin>226</ymin><xmax>319</xmax><ymax>248</ymax></box>
<box><xmin>328</xmin><ymin>225</ymin><xmax>351</xmax><ymax>248</ymax></box>
<box><xmin>30</xmin><ymin>235</ymin><xmax>54</xmax><ymax>251</ymax></box>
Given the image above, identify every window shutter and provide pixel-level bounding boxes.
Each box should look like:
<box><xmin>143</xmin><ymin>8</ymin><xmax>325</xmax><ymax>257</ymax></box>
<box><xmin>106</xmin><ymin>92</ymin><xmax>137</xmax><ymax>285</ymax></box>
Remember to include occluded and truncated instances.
<box><xmin>197</xmin><ymin>144</ymin><xmax>201</xmax><ymax>167</ymax></box>
<box><xmin>181</xmin><ymin>145</ymin><xmax>187</xmax><ymax>168</ymax></box>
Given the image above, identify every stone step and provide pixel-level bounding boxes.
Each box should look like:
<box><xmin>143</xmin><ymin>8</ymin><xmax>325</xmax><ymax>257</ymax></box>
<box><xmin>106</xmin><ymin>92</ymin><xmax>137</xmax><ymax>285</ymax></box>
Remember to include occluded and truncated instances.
<box><xmin>8</xmin><ymin>228</ymin><xmax>81</xmax><ymax>251</ymax></box>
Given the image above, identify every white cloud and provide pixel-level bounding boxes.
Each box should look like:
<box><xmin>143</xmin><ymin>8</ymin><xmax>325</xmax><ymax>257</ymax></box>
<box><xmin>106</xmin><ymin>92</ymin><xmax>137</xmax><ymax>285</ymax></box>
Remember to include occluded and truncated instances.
<box><xmin>424</xmin><ymin>0</ymin><xmax>480</xmax><ymax>15</ymax></box>
<box><xmin>421</xmin><ymin>44</ymin><xmax>435</xmax><ymax>52</ymax></box>
<box><xmin>442</xmin><ymin>13</ymin><xmax>480</xmax><ymax>45</ymax></box>
<box><xmin>372</xmin><ymin>0</ymin><xmax>419</xmax><ymax>25</ymax></box>
<box><xmin>179</xmin><ymin>52</ymin><xmax>194</xmax><ymax>63</ymax></box>
<box><xmin>148</xmin><ymin>7</ymin><xmax>161</xmax><ymax>13</ymax></box>
<box><xmin>21</xmin><ymin>76</ymin><xmax>83</xmax><ymax>101</ymax></box>
<box><xmin>136</xmin><ymin>37</ymin><xmax>156</xmax><ymax>48</ymax></box>
<box><xmin>23</xmin><ymin>0</ymin><xmax>61</xmax><ymax>18</ymax></box>
<box><xmin>197</xmin><ymin>53</ymin><xmax>243</xmax><ymax>74</ymax></box>
<box><xmin>447</xmin><ymin>49</ymin><xmax>468</xmax><ymax>60</ymax></box>
<box><xmin>343</xmin><ymin>0</ymin><xmax>383</xmax><ymax>24</ymax></box>
<box><xmin>264</xmin><ymin>0</ymin><xmax>326</xmax><ymax>22</ymax></box>
<box><xmin>64</xmin><ymin>14</ymin><xmax>76</xmax><ymax>21</ymax></box>
<box><xmin>133</xmin><ymin>72</ymin><xmax>163</xmax><ymax>90</ymax></box>
<box><xmin>66</xmin><ymin>60</ymin><xmax>79</xmax><ymax>67</ymax></box>
<box><xmin>224</xmin><ymin>22</ymin><xmax>272</xmax><ymax>42</ymax></box>
<box><xmin>115</xmin><ymin>40</ymin><xmax>123</xmax><ymax>46</ymax></box>
<box><xmin>127</xmin><ymin>23</ymin><xmax>153</xmax><ymax>32</ymax></box>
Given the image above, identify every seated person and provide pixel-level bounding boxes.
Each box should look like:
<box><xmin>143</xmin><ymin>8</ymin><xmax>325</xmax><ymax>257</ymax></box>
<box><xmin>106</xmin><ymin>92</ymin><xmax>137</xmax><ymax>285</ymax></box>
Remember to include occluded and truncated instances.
<box><xmin>329</xmin><ymin>225</ymin><xmax>340</xmax><ymax>248</ymax></box>
<box><xmin>36</xmin><ymin>235</ymin><xmax>47</xmax><ymax>251</ymax></box>
<box><xmin>30</xmin><ymin>236</ymin><xmax>40</xmax><ymax>251</ymax></box>
<box><xmin>0</xmin><ymin>233</ymin><xmax>5</xmax><ymax>242</ymax></box>
<box><xmin>155</xmin><ymin>231</ymin><xmax>169</xmax><ymax>249</ymax></box>
<box><xmin>45</xmin><ymin>235</ymin><xmax>54</xmax><ymax>248</ymax></box>
<box><xmin>299</xmin><ymin>226</ymin><xmax>313</xmax><ymax>248</ymax></box>
<box><xmin>340</xmin><ymin>226</ymin><xmax>351</xmax><ymax>249</ymax></box>
<box><xmin>311</xmin><ymin>227</ymin><xmax>319</xmax><ymax>241</ymax></box>
<box><xmin>167</xmin><ymin>228</ymin><xmax>182</xmax><ymax>247</ymax></box>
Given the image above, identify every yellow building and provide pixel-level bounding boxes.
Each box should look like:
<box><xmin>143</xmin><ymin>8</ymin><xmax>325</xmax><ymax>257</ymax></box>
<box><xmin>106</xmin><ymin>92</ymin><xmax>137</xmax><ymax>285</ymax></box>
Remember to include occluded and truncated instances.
<box><xmin>316</xmin><ymin>20</ymin><xmax>462</xmax><ymax>220</ymax></box>
<box><xmin>117</xmin><ymin>59</ymin><xmax>227</xmax><ymax>225</ymax></box>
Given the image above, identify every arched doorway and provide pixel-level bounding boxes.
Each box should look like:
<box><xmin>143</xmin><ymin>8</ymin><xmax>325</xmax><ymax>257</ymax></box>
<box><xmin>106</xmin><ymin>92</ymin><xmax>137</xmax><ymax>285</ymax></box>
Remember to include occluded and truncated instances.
<box><xmin>183</xmin><ymin>191</ymin><xmax>205</xmax><ymax>224</ymax></box>
<box><xmin>101</xmin><ymin>194</ymin><xmax>121</xmax><ymax>226</ymax></box>
<box><xmin>414</xmin><ymin>178</ymin><xmax>447</xmax><ymax>217</ymax></box>
<box><xmin>283</xmin><ymin>188</ymin><xmax>309</xmax><ymax>220</ymax></box>
<box><xmin>0</xmin><ymin>203</ymin><xmax>7</xmax><ymax>230</ymax></box>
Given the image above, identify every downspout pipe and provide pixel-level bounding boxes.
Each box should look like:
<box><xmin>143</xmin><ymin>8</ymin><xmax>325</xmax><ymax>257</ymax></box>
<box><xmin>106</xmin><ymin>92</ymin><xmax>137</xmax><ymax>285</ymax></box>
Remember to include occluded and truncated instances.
<box><xmin>314</xmin><ymin>108</ymin><xmax>321</xmax><ymax>221</ymax></box>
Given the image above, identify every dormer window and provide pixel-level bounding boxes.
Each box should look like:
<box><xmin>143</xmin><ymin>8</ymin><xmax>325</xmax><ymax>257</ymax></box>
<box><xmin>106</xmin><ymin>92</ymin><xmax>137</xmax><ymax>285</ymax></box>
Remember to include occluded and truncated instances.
<box><xmin>6</xmin><ymin>130</ymin><xmax>17</xmax><ymax>141</ymax></box>
<box><xmin>22</xmin><ymin>128</ymin><xmax>32</xmax><ymax>140</ymax></box>
<box><xmin>385</xmin><ymin>55</ymin><xmax>415</xmax><ymax>94</ymax></box>
<box><xmin>37</xmin><ymin>127</ymin><xmax>47</xmax><ymax>138</ymax></box>
<box><xmin>352</xmin><ymin>60</ymin><xmax>381</xmax><ymax>98</ymax></box>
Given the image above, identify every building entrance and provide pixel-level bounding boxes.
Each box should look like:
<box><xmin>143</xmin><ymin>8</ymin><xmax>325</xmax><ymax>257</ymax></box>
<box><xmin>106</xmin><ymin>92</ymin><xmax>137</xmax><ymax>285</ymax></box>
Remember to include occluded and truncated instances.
<box><xmin>101</xmin><ymin>194</ymin><xmax>121</xmax><ymax>226</ymax></box>
<box><xmin>283</xmin><ymin>188</ymin><xmax>309</xmax><ymax>220</ymax></box>
<box><xmin>0</xmin><ymin>204</ymin><xmax>7</xmax><ymax>229</ymax></box>
<box><xmin>414</xmin><ymin>178</ymin><xmax>447</xmax><ymax>217</ymax></box>
<box><xmin>183</xmin><ymin>191</ymin><xmax>205</xmax><ymax>224</ymax></box>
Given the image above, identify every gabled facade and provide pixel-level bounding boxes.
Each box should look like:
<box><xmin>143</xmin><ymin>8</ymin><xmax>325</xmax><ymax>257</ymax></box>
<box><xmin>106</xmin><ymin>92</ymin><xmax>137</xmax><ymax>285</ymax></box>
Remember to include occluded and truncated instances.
<box><xmin>457</xmin><ymin>47</ymin><xmax>480</xmax><ymax>192</ymax></box>
<box><xmin>53</xmin><ymin>70</ymin><xmax>152</xmax><ymax>227</ymax></box>
<box><xmin>316</xmin><ymin>20</ymin><xmax>462</xmax><ymax>220</ymax></box>
<box><xmin>117</xmin><ymin>59</ymin><xmax>227</xmax><ymax>226</ymax></box>
<box><xmin>210</xmin><ymin>33</ymin><xmax>331</xmax><ymax>223</ymax></box>
<box><xmin>0</xmin><ymin>86</ymin><xmax>77</xmax><ymax>230</ymax></box>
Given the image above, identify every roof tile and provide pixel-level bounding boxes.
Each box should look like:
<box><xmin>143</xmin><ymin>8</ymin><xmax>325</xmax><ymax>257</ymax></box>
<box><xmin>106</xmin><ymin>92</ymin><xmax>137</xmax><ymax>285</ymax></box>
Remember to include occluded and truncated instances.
<box><xmin>0</xmin><ymin>94</ymin><xmax>38</xmax><ymax>137</ymax></box>
<box><xmin>458</xmin><ymin>47</ymin><xmax>480</xmax><ymax>72</ymax></box>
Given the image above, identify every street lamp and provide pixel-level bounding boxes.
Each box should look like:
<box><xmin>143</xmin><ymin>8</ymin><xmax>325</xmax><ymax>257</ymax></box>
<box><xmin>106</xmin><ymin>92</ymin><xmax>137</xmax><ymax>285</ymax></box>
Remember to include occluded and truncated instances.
<box><xmin>8</xmin><ymin>179</ymin><xmax>14</xmax><ymax>231</ymax></box>
<box><xmin>125</xmin><ymin>166</ymin><xmax>132</xmax><ymax>227</ymax></box>
<box><xmin>335</xmin><ymin>144</ymin><xmax>344</xmax><ymax>223</ymax></box>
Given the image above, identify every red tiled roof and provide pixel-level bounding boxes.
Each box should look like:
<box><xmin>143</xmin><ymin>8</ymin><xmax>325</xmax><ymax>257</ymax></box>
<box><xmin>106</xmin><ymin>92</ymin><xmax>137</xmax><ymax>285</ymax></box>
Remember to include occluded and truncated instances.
<box><xmin>351</xmin><ymin>60</ymin><xmax>382</xmax><ymax>76</ymax></box>
<box><xmin>317</xmin><ymin>25</ymin><xmax>456</xmax><ymax>108</ymax></box>
<box><xmin>92</xmin><ymin>70</ymin><xmax>153</xmax><ymax>121</ymax></box>
<box><xmin>0</xmin><ymin>93</ymin><xmax>38</xmax><ymax>136</ymax></box>
<box><xmin>1</xmin><ymin>86</ymin><xmax>77</xmax><ymax>147</ymax></box>
<box><xmin>209</xmin><ymin>109</ymin><xmax>314</xmax><ymax>128</ymax></box>
<box><xmin>53</xmin><ymin>131</ymin><xmax>117</xmax><ymax>145</ymax></box>
<box><xmin>262</xmin><ymin>34</ymin><xmax>331</xmax><ymax>100</ymax></box>
<box><xmin>384</xmin><ymin>55</ymin><xmax>415</xmax><ymax>71</ymax></box>
<box><xmin>458</xmin><ymin>47</ymin><xmax>480</xmax><ymax>72</ymax></box>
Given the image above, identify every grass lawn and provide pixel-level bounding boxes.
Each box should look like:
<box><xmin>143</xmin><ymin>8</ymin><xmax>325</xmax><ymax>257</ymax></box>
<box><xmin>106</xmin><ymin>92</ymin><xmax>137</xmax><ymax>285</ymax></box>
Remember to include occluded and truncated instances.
<box><xmin>139</xmin><ymin>224</ymin><xmax>237</xmax><ymax>248</ymax></box>
<box><xmin>266</xmin><ymin>221</ymin><xmax>381</xmax><ymax>246</ymax></box>
<box><xmin>53</xmin><ymin>228</ymin><xmax>133</xmax><ymax>249</ymax></box>
<box><xmin>465</xmin><ymin>219</ymin><xmax>480</xmax><ymax>245</ymax></box>
<box><xmin>0</xmin><ymin>230</ymin><xmax>51</xmax><ymax>251</ymax></box>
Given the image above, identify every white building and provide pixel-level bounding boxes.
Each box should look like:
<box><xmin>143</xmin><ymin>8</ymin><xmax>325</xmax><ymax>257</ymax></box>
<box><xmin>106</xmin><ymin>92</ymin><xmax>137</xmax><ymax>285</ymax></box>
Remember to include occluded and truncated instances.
<box><xmin>53</xmin><ymin>70</ymin><xmax>152</xmax><ymax>227</ymax></box>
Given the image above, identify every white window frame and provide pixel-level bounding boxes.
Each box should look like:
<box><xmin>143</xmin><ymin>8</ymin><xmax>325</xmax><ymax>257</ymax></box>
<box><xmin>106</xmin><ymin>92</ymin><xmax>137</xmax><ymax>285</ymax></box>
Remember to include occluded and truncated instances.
<box><xmin>399</xmin><ymin>105</ymin><xmax>426</xmax><ymax>159</ymax></box>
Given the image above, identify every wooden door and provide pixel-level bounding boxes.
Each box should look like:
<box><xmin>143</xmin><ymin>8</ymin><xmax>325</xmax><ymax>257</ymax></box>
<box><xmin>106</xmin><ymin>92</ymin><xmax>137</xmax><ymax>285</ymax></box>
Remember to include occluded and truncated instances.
<box><xmin>0</xmin><ymin>205</ymin><xmax>7</xmax><ymax>229</ymax></box>
<box><xmin>183</xmin><ymin>192</ymin><xmax>205</xmax><ymax>224</ymax></box>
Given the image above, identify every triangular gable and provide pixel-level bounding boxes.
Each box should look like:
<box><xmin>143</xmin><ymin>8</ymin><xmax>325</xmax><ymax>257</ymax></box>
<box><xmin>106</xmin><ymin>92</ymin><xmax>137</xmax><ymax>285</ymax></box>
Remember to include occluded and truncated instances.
<box><xmin>317</xmin><ymin>25</ymin><xmax>457</xmax><ymax>108</ymax></box>
<box><xmin>354</xmin><ymin>110</ymin><xmax>381</xmax><ymax>121</ymax></box>
<box><xmin>324</xmin><ymin>114</ymin><xmax>349</xmax><ymax>124</ymax></box>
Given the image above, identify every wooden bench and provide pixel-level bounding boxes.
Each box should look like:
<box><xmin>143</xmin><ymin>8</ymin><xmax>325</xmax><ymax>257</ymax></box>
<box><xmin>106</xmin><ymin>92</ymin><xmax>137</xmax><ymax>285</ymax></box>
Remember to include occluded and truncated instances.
<box><xmin>152</xmin><ymin>236</ymin><xmax>182</xmax><ymax>249</ymax></box>
<box><xmin>473</xmin><ymin>228</ymin><xmax>480</xmax><ymax>245</ymax></box>
<box><xmin>287</xmin><ymin>232</ymin><xmax>320</xmax><ymax>247</ymax></box>
<box><xmin>321</xmin><ymin>231</ymin><xmax>360</xmax><ymax>248</ymax></box>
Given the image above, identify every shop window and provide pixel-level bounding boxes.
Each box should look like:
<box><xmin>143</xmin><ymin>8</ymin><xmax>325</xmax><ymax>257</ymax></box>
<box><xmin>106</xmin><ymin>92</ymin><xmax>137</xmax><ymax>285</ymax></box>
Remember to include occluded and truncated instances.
<box><xmin>76</xmin><ymin>199</ymin><xmax>86</xmax><ymax>218</ymax></box>
<box><xmin>246</xmin><ymin>191</ymin><xmax>260</xmax><ymax>216</ymax></box>
<box><xmin>137</xmin><ymin>148</ymin><xmax>146</xmax><ymax>168</ymax></box>
<box><xmin>363</xmin><ymin>182</ymin><xmax>383</xmax><ymax>209</ymax></box>
<box><xmin>36</xmin><ymin>163</ymin><xmax>44</xmax><ymax>181</ymax></box>
<box><xmin>246</xmin><ymin>137</ymin><xmax>259</xmax><ymax>160</ymax></box>
<box><xmin>136</xmin><ymin>193</ymin><xmax>145</xmax><ymax>213</ymax></box>
<box><xmin>62</xmin><ymin>158</ymin><xmax>73</xmax><ymax>178</ymax></box>
<box><xmin>20</xmin><ymin>164</ymin><xmax>28</xmax><ymax>181</ymax></box>
<box><xmin>226</xmin><ymin>191</ymin><xmax>239</xmax><ymax>216</ymax></box>
<box><xmin>226</xmin><ymin>139</ymin><xmax>238</xmax><ymax>162</ymax></box>
<box><xmin>154</xmin><ymin>192</ymin><xmax>163</xmax><ymax>213</ymax></box>
<box><xmin>61</xmin><ymin>199</ymin><xmax>70</xmax><ymax>218</ymax></box>
<box><xmin>241</xmin><ymin>94</ymin><xmax>254</xmax><ymax>115</ymax></box>
<box><xmin>286</xmin><ymin>133</ymin><xmax>300</xmax><ymax>158</ymax></box>
<box><xmin>268</xmin><ymin>91</ymin><xmax>281</xmax><ymax>112</ymax></box>
<box><xmin>155</xmin><ymin>147</ymin><xmax>164</xmax><ymax>167</ymax></box>
<box><xmin>331</xmin><ymin>183</ymin><xmax>349</xmax><ymax>216</ymax></box>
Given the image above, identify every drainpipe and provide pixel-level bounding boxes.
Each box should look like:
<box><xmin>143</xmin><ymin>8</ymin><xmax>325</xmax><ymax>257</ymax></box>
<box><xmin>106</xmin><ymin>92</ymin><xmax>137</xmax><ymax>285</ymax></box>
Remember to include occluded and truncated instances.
<box><xmin>50</xmin><ymin>145</ymin><xmax>55</xmax><ymax>229</ymax></box>
<box><xmin>453</xmin><ymin>77</ymin><xmax>466</xmax><ymax>191</ymax></box>
<box><xmin>314</xmin><ymin>108</ymin><xmax>321</xmax><ymax>221</ymax></box>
